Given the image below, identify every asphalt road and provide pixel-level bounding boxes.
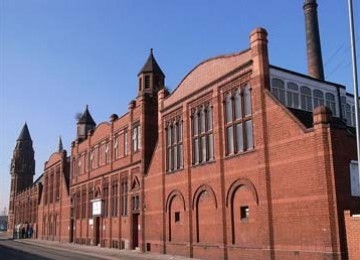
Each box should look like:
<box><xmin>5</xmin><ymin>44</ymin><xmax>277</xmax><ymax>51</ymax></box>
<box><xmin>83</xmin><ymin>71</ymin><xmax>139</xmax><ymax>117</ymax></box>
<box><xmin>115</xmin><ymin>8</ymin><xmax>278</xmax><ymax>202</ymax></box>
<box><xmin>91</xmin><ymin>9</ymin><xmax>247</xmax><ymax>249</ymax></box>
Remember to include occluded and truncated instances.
<box><xmin>0</xmin><ymin>237</ymin><xmax>100</xmax><ymax>260</ymax></box>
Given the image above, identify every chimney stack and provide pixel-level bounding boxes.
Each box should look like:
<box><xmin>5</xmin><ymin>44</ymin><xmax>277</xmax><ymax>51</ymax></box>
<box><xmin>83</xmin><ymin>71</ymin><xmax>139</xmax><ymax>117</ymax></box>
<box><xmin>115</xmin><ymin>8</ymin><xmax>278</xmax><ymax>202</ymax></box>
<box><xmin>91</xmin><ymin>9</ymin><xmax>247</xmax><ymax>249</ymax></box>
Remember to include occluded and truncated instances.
<box><xmin>303</xmin><ymin>0</ymin><xmax>324</xmax><ymax>80</ymax></box>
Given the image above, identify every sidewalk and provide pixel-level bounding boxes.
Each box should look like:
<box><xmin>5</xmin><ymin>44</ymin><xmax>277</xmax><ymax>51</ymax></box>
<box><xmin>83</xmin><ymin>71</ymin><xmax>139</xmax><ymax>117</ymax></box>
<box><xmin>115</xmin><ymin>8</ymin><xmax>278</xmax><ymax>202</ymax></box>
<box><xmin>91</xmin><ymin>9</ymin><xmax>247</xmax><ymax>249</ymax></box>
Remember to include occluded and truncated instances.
<box><xmin>14</xmin><ymin>238</ymin><xmax>197</xmax><ymax>260</ymax></box>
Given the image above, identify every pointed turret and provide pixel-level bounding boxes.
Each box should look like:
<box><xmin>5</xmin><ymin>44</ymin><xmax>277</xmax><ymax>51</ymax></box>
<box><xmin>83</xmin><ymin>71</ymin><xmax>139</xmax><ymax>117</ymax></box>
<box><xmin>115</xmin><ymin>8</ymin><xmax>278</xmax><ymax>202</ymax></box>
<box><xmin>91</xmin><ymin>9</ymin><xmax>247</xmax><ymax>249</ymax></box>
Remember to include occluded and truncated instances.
<box><xmin>58</xmin><ymin>136</ymin><xmax>64</xmax><ymax>152</ymax></box>
<box><xmin>77</xmin><ymin>105</ymin><xmax>96</xmax><ymax>140</ymax></box>
<box><xmin>17</xmin><ymin>122</ymin><xmax>31</xmax><ymax>141</ymax></box>
<box><xmin>137</xmin><ymin>48</ymin><xmax>165</xmax><ymax>97</ymax></box>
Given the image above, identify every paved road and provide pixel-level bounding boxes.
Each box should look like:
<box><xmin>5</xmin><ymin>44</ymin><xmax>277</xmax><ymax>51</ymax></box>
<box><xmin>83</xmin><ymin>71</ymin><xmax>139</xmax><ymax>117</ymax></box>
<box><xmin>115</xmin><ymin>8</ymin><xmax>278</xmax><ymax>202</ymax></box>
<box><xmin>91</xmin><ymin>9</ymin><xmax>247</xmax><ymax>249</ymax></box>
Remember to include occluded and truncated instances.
<box><xmin>0</xmin><ymin>237</ymin><xmax>100</xmax><ymax>260</ymax></box>
<box><xmin>0</xmin><ymin>233</ymin><xmax>195</xmax><ymax>260</ymax></box>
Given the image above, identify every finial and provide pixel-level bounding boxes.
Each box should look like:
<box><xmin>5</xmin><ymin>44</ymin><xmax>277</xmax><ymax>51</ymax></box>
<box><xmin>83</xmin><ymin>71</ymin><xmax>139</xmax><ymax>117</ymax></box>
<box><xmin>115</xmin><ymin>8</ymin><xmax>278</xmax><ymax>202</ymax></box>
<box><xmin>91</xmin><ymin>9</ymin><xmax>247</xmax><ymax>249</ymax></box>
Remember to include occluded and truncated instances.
<box><xmin>150</xmin><ymin>48</ymin><xmax>153</xmax><ymax>55</ymax></box>
<box><xmin>86</xmin><ymin>104</ymin><xmax>89</xmax><ymax>110</ymax></box>
<box><xmin>58</xmin><ymin>135</ymin><xmax>63</xmax><ymax>152</ymax></box>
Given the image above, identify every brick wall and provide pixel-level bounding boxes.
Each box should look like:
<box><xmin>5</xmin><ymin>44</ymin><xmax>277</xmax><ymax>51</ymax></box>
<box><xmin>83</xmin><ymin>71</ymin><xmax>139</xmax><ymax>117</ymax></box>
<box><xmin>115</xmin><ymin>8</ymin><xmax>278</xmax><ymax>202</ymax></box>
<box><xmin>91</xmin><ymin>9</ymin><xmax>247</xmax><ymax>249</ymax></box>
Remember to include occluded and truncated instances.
<box><xmin>345</xmin><ymin>210</ymin><xmax>360</xmax><ymax>260</ymax></box>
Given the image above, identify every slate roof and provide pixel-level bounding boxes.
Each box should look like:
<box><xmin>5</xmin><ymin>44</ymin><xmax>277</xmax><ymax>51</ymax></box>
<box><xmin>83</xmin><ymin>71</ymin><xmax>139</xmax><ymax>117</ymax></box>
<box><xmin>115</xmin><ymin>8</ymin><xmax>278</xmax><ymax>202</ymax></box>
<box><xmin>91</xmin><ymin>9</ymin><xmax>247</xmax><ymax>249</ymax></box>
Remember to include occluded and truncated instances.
<box><xmin>78</xmin><ymin>105</ymin><xmax>96</xmax><ymax>125</ymax></box>
<box><xmin>17</xmin><ymin>122</ymin><xmax>32</xmax><ymax>141</ymax></box>
<box><xmin>138</xmin><ymin>48</ymin><xmax>165</xmax><ymax>77</ymax></box>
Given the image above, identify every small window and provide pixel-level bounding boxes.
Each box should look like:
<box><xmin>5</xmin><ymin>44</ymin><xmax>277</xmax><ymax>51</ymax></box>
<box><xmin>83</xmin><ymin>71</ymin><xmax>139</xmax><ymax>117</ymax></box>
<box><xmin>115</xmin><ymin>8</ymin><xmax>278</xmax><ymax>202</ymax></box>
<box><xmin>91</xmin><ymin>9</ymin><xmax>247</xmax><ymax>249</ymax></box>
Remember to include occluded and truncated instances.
<box><xmin>240</xmin><ymin>206</ymin><xmax>249</xmax><ymax>221</ymax></box>
<box><xmin>145</xmin><ymin>75</ymin><xmax>150</xmax><ymax>89</ymax></box>
<box><xmin>175</xmin><ymin>212</ymin><xmax>180</xmax><ymax>223</ymax></box>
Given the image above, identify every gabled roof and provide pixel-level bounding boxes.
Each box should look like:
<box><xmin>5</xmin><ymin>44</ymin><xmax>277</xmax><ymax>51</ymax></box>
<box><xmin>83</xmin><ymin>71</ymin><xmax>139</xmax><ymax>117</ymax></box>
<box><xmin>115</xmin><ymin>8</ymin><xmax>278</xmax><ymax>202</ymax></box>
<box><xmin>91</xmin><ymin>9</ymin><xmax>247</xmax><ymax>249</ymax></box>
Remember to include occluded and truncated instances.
<box><xmin>138</xmin><ymin>48</ymin><xmax>165</xmax><ymax>77</ymax></box>
<box><xmin>17</xmin><ymin>122</ymin><xmax>32</xmax><ymax>141</ymax></box>
<box><xmin>78</xmin><ymin>105</ymin><xmax>96</xmax><ymax>125</ymax></box>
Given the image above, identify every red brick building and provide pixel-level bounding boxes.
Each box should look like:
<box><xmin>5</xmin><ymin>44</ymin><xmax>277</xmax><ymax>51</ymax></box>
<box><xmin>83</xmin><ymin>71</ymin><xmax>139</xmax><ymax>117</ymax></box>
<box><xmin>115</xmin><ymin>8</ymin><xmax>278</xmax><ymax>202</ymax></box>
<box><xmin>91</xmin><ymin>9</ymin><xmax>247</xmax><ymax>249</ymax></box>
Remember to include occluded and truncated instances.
<box><xmin>37</xmin><ymin>140</ymin><xmax>71</xmax><ymax>242</ymax></box>
<box><xmin>7</xmin><ymin>1</ymin><xmax>360</xmax><ymax>259</ymax></box>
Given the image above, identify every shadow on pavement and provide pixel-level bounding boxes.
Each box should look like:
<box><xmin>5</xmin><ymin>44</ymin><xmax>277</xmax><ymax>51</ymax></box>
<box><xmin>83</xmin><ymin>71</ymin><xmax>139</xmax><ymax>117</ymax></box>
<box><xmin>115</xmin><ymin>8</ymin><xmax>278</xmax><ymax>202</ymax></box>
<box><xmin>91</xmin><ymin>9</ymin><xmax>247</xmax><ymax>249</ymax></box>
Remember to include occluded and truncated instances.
<box><xmin>0</xmin><ymin>243</ymin><xmax>50</xmax><ymax>260</ymax></box>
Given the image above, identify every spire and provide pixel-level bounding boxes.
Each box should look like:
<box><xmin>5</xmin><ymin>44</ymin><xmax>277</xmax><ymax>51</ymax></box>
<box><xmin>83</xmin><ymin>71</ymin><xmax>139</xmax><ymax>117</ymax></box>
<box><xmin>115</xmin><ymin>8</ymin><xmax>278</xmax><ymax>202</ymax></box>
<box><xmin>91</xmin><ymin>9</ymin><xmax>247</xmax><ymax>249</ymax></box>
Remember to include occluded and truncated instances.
<box><xmin>58</xmin><ymin>136</ymin><xmax>63</xmax><ymax>152</ymax></box>
<box><xmin>138</xmin><ymin>48</ymin><xmax>165</xmax><ymax>77</ymax></box>
<box><xmin>77</xmin><ymin>105</ymin><xmax>96</xmax><ymax>125</ymax></box>
<box><xmin>17</xmin><ymin>122</ymin><xmax>32</xmax><ymax>141</ymax></box>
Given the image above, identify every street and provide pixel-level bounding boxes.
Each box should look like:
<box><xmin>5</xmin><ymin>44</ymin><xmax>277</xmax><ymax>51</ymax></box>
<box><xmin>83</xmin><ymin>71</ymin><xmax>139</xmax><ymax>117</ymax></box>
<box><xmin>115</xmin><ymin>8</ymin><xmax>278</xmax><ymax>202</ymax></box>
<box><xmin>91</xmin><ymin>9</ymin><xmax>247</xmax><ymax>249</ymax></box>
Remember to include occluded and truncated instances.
<box><xmin>0</xmin><ymin>232</ymin><xmax>194</xmax><ymax>260</ymax></box>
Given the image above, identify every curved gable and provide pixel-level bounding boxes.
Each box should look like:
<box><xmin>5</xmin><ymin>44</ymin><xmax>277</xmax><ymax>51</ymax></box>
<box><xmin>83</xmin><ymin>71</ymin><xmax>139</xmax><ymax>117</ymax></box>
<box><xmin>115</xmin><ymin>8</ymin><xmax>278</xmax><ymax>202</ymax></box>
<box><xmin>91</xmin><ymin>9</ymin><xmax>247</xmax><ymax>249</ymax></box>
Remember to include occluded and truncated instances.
<box><xmin>164</xmin><ymin>49</ymin><xmax>251</xmax><ymax>107</ymax></box>
<box><xmin>45</xmin><ymin>152</ymin><xmax>62</xmax><ymax>169</ymax></box>
<box><xmin>91</xmin><ymin>122</ymin><xmax>111</xmax><ymax>143</ymax></box>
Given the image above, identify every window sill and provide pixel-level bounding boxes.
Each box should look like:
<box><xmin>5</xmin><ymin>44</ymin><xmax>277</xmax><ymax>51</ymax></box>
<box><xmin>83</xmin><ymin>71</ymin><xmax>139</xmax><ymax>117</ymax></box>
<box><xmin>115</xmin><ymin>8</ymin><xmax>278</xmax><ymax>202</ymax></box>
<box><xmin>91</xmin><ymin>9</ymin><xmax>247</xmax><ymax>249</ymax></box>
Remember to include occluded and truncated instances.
<box><xmin>225</xmin><ymin>148</ymin><xmax>255</xmax><ymax>159</ymax></box>
<box><xmin>191</xmin><ymin>159</ymin><xmax>216</xmax><ymax>169</ymax></box>
<box><xmin>166</xmin><ymin>168</ymin><xmax>184</xmax><ymax>174</ymax></box>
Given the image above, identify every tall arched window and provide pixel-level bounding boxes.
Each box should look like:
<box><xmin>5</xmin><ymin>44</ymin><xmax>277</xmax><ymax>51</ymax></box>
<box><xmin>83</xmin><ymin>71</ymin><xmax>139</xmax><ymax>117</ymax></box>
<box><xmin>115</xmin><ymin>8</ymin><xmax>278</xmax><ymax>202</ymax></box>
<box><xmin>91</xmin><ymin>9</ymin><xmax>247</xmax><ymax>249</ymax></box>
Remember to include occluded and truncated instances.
<box><xmin>300</xmin><ymin>86</ymin><xmax>312</xmax><ymax>111</ymax></box>
<box><xmin>313</xmin><ymin>90</ymin><xmax>324</xmax><ymax>108</ymax></box>
<box><xmin>325</xmin><ymin>93</ymin><xmax>337</xmax><ymax>116</ymax></box>
<box><xmin>286</xmin><ymin>82</ymin><xmax>299</xmax><ymax>108</ymax></box>
<box><xmin>166</xmin><ymin>117</ymin><xmax>183</xmax><ymax>172</ymax></box>
<box><xmin>224</xmin><ymin>86</ymin><xmax>253</xmax><ymax>155</ymax></box>
<box><xmin>271</xmin><ymin>78</ymin><xmax>285</xmax><ymax>103</ymax></box>
<box><xmin>191</xmin><ymin>103</ymin><xmax>214</xmax><ymax>165</ymax></box>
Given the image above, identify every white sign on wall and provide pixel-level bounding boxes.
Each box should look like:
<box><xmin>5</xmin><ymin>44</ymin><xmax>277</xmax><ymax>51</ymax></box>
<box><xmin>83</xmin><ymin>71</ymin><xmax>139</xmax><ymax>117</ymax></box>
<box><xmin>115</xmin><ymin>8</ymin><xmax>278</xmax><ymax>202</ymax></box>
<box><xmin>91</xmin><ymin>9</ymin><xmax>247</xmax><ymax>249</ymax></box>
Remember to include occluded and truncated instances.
<box><xmin>350</xmin><ymin>161</ymin><xmax>360</xmax><ymax>197</ymax></box>
<box><xmin>92</xmin><ymin>199</ymin><xmax>102</xmax><ymax>216</ymax></box>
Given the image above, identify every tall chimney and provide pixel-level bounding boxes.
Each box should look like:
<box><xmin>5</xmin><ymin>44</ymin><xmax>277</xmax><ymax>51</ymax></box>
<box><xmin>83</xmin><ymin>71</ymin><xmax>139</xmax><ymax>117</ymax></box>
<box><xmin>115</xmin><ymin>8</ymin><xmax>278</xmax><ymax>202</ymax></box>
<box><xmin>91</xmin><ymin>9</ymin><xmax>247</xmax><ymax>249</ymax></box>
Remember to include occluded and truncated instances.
<box><xmin>303</xmin><ymin>0</ymin><xmax>324</xmax><ymax>80</ymax></box>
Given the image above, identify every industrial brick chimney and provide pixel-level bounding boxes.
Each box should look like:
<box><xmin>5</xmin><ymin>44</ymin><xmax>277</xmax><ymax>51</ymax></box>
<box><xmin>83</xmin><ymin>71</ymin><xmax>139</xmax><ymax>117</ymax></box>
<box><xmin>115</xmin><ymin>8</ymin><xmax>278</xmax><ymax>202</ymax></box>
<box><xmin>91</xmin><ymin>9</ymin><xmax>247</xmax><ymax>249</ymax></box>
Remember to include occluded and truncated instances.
<box><xmin>303</xmin><ymin>0</ymin><xmax>324</xmax><ymax>80</ymax></box>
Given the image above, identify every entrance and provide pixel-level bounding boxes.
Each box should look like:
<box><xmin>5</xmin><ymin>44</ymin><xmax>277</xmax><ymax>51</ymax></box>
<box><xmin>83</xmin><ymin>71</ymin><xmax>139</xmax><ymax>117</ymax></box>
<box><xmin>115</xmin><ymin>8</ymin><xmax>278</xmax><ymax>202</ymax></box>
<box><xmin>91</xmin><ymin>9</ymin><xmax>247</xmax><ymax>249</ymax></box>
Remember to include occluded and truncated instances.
<box><xmin>132</xmin><ymin>213</ymin><xmax>139</xmax><ymax>249</ymax></box>
<box><xmin>94</xmin><ymin>217</ymin><xmax>100</xmax><ymax>246</ymax></box>
<box><xmin>69</xmin><ymin>219</ymin><xmax>74</xmax><ymax>243</ymax></box>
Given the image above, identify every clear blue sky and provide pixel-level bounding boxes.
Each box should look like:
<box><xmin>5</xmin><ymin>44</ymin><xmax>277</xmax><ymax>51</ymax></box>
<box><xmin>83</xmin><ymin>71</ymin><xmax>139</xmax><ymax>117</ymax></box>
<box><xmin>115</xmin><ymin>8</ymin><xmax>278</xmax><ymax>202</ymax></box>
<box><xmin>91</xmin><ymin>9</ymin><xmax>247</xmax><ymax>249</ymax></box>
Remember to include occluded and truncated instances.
<box><xmin>0</xmin><ymin>0</ymin><xmax>359</xmax><ymax>213</ymax></box>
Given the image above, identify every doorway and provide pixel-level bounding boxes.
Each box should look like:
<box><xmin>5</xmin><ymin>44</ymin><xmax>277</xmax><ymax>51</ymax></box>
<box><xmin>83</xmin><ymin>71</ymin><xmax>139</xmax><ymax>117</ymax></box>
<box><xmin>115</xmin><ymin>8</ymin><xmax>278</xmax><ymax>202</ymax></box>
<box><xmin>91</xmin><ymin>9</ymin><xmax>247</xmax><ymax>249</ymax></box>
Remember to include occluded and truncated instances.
<box><xmin>94</xmin><ymin>217</ymin><xmax>100</xmax><ymax>246</ymax></box>
<box><xmin>132</xmin><ymin>213</ymin><xmax>139</xmax><ymax>249</ymax></box>
<box><xmin>69</xmin><ymin>219</ymin><xmax>74</xmax><ymax>243</ymax></box>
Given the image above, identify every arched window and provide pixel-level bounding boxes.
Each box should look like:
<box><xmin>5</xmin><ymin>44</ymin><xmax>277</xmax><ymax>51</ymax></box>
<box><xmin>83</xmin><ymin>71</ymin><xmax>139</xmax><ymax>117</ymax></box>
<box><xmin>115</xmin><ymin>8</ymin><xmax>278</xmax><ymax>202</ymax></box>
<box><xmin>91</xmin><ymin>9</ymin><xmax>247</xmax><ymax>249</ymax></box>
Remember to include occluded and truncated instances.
<box><xmin>286</xmin><ymin>82</ymin><xmax>299</xmax><ymax>108</ymax></box>
<box><xmin>225</xmin><ymin>94</ymin><xmax>233</xmax><ymax>123</ymax></box>
<box><xmin>191</xmin><ymin>103</ymin><xmax>214</xmax><ymax>165</ymax></box>
<box><xmin>313</xmin><ymin>89</ymin><xmax>324</xmax><ymax>108</ymax></box>
<box><xmin>300</xmin><ymin>86</ymin><xmax>312</xmax><ymax>111</ymax></box>
<box><xmin>234</xmin><ymin>90</ymin><xmax>242</xmax><ymax>119</ymax></box>
<box><xmin>325</xmin><ymin>93</ymin><xmax>337</xmax><ymax>116</ymax></box>
<box><xmin>166</xmin><ymin>118</ymin><xmax>183</xmax><ymax>172</ymax></box>
<box><xmin>244</xmin><ymin>86</ymin><xmax>252</xmax><ymax>117</ymax></box>
<box><xmin>271</xmin><ymin>78</ymin><xmax>285</xmax><ymax>103</ymax></box>
<box><xmin>224</xmin><ymin>86</ymin><xmax>253</xmax><ymax>155</ymax></box>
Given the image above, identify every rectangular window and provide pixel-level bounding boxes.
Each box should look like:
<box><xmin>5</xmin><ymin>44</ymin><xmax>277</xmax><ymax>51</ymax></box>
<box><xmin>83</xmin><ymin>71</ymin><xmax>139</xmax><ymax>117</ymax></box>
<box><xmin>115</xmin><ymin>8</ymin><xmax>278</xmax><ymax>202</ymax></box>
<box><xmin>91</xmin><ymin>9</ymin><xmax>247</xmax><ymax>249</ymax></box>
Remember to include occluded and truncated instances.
<box><xmin>55</xmin><ymin>169</ymin><xmax>60</xmax><ymax>201</ymax></box>
<box><xmin>132</xmin><ymin>195</ymin><xmax>140</xmax><ymax>211</ymax></box>
<box><xmin>191</xmin><ymin>104</ymin><xmax>214</xmax><ymax>165</ymax></box>
<box><xmin>240</xmin><ymin>206</ymin><xmax>249</xmax><ymax>221</ymax></box>
<box><xmin>81</xmin><ymin>188</ymin><xmax>87</xmax><ymax>219</ymax></box>
<box><xmin>76</xmin><ymin>191</ymin><xmax>81</xmax><ymax>219</ymax></box>
<box><xmin>105</xmin><ymin>142</ymin><xmax>110</xmax><ymax>164</ymax></box>
<box><xmin>121</xmin><ymin>180</ymin><xmax>128</xmax><ymax>216</ymax></box>
<box><xmin>103</xmin><ymin>184</ymin><xmax>109</xmax><ymax>218</ymax></box>
<box><xmin>111</xmin><ymin>181</ymin><xmax>118</xmax><ymax>217</ymax></box>
<box><xmin>124</xmin><ymin>131</ymin><xmax>128</xmax><ymax>156</ymax></box>
<box><xmin>175</xmin><ymin>212</ymin><xmax>180</xmax><ymax>223</ymax></box>
<box><xmin>166</xmin><ymin>119</ymin><xmax>183</xmax><ymax>172</ymax></box>
<box><xmin>49</xmin><ymin>173</ymin><xmax>54</xmax><ymax>204</ymax></box>
<box><xmin>224</xmin><ymin>86</ymin><xmax>253</xmax><ymax>155</ymax></box>
<box><xmin>44</xmin><ymin>176</ymin><xmax>48</xmax><ymax>205</ymax></box>
<box><xmin>144</xmin><ymin>75</ymin><xmax>150</xmax><ymax>89</ymax></box>
<box><xmin>132</xmin><ymin>125</ymin><xmax>141</xmax><ymax>152</ymax></box>
<box><xmin>99</xmin><ymin>144</ymin><xmax>104</xmax><ymax>166</ymax></box>
<box><xmin>114</xmin><ymin>136</ymin><xmax>119</xmax><ymax>159</ymax></box>
<box><xmin>88</xmin><ymin>188</ymin><xmax>94</xmax><ymax>218</ymax></box>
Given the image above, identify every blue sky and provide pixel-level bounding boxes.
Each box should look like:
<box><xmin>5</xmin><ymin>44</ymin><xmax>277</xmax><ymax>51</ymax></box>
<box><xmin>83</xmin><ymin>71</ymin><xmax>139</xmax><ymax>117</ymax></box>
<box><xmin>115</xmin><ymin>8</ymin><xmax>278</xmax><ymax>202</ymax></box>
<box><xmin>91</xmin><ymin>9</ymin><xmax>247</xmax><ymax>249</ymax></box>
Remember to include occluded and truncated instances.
<box><xmin>0</xmin><ymin>0</ymin><xmax>359</xmax><ymax>213</ymax></box>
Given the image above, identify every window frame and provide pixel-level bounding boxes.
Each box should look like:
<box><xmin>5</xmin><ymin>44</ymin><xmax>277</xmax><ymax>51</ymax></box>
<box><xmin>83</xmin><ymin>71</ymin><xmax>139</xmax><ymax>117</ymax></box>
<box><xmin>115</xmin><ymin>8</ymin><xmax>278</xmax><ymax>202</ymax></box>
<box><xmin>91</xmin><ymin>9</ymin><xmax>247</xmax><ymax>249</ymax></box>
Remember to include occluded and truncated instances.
<box><xmin>224</xmin><ymin>85</ymin><xmax>253</xmax><ymax>156</ymax></box>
